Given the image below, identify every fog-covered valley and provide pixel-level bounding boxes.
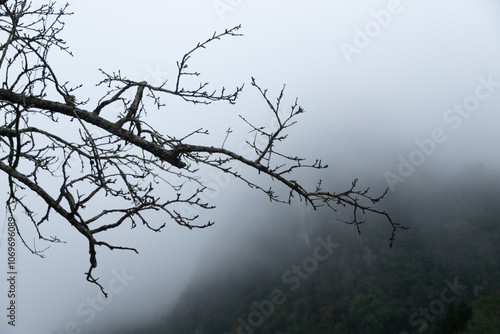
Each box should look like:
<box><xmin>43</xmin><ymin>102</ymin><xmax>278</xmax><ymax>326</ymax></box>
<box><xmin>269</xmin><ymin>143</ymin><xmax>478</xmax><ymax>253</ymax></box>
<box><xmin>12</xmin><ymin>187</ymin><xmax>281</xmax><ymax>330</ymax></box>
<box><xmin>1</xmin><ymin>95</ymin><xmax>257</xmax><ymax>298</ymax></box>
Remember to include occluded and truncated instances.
<box><xmin>0</xmin><ymin>1</ymin><xmax>499</xmax><ymax>334</ymax></box>
<box><xmin>102</xmin><ymin>163</ymin><xmax>500</xmax><ymax>334</ymax></box>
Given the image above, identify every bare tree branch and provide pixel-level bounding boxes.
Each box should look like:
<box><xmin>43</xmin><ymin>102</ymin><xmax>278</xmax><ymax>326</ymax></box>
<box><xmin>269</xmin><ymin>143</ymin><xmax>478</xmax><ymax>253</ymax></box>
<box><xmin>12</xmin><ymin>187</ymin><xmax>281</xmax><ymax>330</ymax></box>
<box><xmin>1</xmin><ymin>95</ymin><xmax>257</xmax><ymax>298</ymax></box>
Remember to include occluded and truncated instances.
<box><xmin>0</xmin><ymin>1</ymin><xmax>406</xmax><ymax>295</ymax></box>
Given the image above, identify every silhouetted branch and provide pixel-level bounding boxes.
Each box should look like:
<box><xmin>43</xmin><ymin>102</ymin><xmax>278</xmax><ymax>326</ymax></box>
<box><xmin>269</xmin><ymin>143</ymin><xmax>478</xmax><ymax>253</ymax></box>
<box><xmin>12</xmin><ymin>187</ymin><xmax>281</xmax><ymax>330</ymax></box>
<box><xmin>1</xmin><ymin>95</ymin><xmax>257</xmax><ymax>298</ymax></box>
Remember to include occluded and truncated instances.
<box><xmin>0</xmin><ymin>1</ymin><xmax>404</xmax><ymax>295</ymax></box>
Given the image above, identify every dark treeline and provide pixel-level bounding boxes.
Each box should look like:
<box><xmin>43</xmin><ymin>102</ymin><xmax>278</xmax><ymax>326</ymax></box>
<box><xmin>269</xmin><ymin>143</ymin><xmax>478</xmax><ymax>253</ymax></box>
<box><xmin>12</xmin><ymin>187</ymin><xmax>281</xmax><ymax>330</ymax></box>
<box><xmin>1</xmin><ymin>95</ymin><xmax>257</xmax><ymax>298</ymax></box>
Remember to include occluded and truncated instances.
<box><xmin>110</xmin><ymin>163</ymin><xmax>500</xmax><ymax>334</ymax></box>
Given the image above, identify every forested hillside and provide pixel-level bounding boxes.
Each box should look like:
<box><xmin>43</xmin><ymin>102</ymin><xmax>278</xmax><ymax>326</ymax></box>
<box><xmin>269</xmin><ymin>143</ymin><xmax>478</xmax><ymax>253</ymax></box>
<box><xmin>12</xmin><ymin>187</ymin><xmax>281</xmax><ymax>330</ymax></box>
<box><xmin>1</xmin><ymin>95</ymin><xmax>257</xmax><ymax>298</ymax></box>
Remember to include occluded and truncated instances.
<box><xmin>114</xmin><ymin>164</ymin><xmax>500</xmax><ymax>334</ymax></box>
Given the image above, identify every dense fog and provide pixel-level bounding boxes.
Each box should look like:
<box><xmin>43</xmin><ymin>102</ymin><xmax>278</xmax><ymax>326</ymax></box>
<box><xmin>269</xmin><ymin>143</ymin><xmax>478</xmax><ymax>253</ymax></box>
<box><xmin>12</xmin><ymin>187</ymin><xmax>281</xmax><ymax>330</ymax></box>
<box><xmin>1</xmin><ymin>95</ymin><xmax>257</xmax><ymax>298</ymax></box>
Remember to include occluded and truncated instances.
<box><xmin>0</xmin><ymin>1</ymin><xmax>499</xmax><ymax>333</ymax></box>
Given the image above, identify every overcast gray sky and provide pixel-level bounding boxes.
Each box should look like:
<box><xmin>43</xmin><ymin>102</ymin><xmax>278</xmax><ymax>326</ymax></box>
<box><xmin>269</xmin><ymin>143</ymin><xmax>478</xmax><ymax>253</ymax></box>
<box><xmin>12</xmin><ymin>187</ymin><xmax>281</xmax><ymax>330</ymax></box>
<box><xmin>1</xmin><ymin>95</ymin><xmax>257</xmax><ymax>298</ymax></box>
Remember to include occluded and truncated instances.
<box><xmin>1</xmin><ymin>0</ymin><xmax>500</xmax><ymax>333</ymax></box>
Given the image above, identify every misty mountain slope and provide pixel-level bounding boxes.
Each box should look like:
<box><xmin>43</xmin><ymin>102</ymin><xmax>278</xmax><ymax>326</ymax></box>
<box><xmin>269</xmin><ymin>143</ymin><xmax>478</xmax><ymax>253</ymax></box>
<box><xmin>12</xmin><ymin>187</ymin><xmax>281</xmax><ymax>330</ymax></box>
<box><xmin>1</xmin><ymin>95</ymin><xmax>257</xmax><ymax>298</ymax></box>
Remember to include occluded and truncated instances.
<box><xmin>113</xmin><ymin>164</ymin><xmax>500</xmax><ymax>334</ymax></box>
